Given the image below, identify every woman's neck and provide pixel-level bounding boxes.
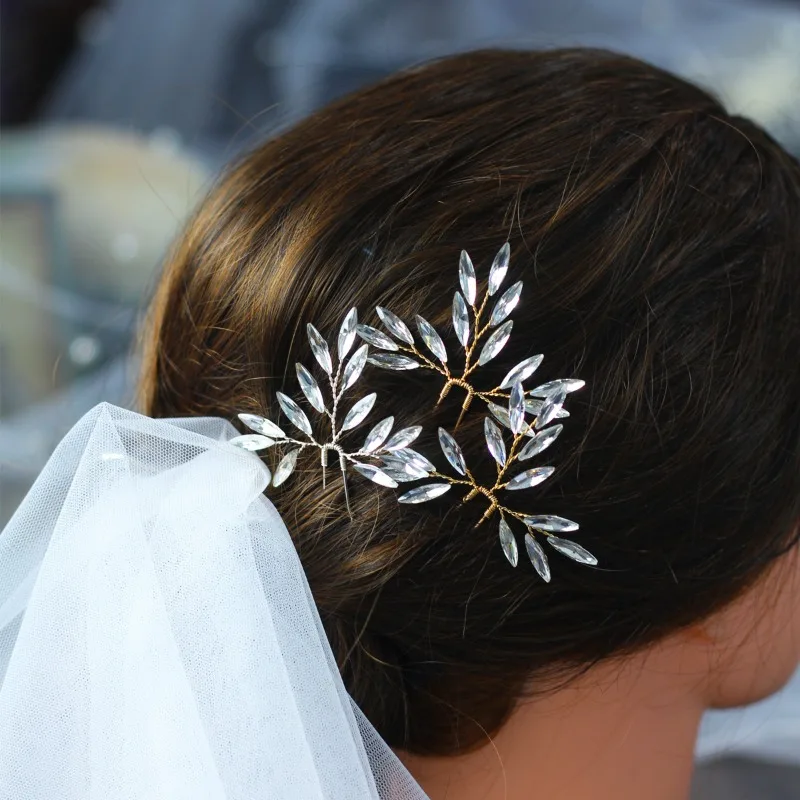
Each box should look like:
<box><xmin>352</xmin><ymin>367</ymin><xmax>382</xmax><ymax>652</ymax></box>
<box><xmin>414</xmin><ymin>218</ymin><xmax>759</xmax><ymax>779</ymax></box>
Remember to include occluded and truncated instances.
<box><xmin>400</xmin><ymin>645</ymin><xmax>706</xmax><ymax>800</ymax></box>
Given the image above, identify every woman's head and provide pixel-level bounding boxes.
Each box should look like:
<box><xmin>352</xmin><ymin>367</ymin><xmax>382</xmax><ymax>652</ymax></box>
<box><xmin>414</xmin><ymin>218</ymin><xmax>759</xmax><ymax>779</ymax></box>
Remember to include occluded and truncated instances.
<box><xmin>141</xmin><ymin>49</ymin><xmax>800</xmax><ymax>755</ymax></box>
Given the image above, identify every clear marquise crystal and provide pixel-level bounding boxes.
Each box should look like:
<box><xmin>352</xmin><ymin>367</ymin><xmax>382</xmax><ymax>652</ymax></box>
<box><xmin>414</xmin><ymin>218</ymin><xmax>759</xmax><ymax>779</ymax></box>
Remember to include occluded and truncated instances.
<box><xmin>415</xmin><ymin>316</ymin><xmax>448</xmax><ymax>364</ymax></box>
<box><xmin>397</xmin><ymin>483</ymin><xmax>452</xmax><ymax>504</ymax></box>
<box><xmin>500</xmin><ymin>354</ymin><xmax>543</xmax><ymax>390</ymax></box>
<box><xmin>452</xmin><ymin>292</ymin><xmax>470</xmax><ymax>347</ymax></box>
<box><xmin>524</xmin><ymin>533</ymin><xmax>551</xmax><ymax>582</ymax></box>
<box><xmin>508</xmin><ymin>382</ymin><xmax>526</xmax><ymax>435</ymax></box>
<box><xmin>338</xmin><ymin>307</ymin><xmax>358</xmax><ymax>360</ymax></box>
<box><xmin>307</xmin><ymin>324</ymin><xmax>333</xmax><ymax>375</ymax></box>
<box><xmin>356</xmin><ymin>324</ymin><xmax>399</xmax><ymax>351</ymax></box>
<box><xmin>499</xmin><ymin>518</ymin><xmax>519</xmax><ymax>567</ymax></box>
<box><xmin>487</xmin><ymin>242</ymin><xmax>510</xmax><ymax>295</ymax></box>
<box><xmin>277</xmin><ymin>392</ymin><xmax>312</xmax><ymax>436</ymax></box>
<box><xmin>518</xmin><ymin>425</ymin><xmax>562</xmax><ymax>461</ymax></box>
<box><xmin>505</xmin><ymin>466</ymin><xmax>555</xmax><ymax>491</ymax></box>
<box><xmin>529</xmin><ymin>379</ymin><xmax>585</xmax><ymax>398</ymax></box>
<box><xmin>363</xmin><ymin>417</ymin><xmax>394</xmax><ymax>453</ymax></box>
<box><xmin>367</xmin><ymin>353</ymin><xmax>420</xmax><ymax>370</ymax></box>
<box><xmin>459</xmin><ymin>250</ymin><xmax>477</xmax><ymax>304</ymax></box>
<box><xmin>484</xmin><ymin>417</ymin><xmax>507</xmax><ymax>466</ymax></box>
<box><xmin>377</xmin><ymin>306</ymin><xmax>415</xmax><ymax>345</ymax></box>
<box><xmin>524</xmin><ymin>514</ymin><xmax>579</xmax><ymax>533</ymax></box>
<box><xmin>438</xmin><ymin>427</ymin><xmax>467</xmax><ymax>476</ymax></box>
<box><xmin>272</xmin><ymin>449</ymin><xmax>300</xmax><ymax>487</ymax></box>
<box><xmin>547</xmin><ymin>535</ymin><xmax>598</xmax><ymax>565</ymax></box>
<box><xmin>489</xmin><ymin>281</ymin><xmax>522</xmax><ymax>327</ymax></box>
<box><xmin>343</xmin><ymin>344</ymin><xmax>369</xmax><ymax>390</ymax></box>
<box><xmin>229</xmin><ymin>433</ymin><xmax>275</xmax><ymax>451</ymax></box>
<box><xmin>341</xmin><ymin>393</ymin><xmax>377</xmax><ymax>432</ymax></box>
<box><xmin>296</xmin><ymin>364</ymin><xmax>325</xmax><ymax>413</ymax></box>
<box><xmin>477</xmin><ymin>320</ymin><xmax>513</xmax><ymax>366</ymax></box>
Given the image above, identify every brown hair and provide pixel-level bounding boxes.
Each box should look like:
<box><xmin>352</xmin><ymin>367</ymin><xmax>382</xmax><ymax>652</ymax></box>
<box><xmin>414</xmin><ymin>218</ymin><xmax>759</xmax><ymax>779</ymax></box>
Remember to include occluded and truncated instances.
<box><xmin>140</xmin><ymin>49</ymin><xmax>800</xmax><ymax>755</ymax></box>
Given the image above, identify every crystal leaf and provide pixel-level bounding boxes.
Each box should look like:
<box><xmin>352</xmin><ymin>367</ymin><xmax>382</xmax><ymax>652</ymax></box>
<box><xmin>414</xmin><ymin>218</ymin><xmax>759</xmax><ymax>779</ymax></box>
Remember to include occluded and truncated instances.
<box><xmin>384</xmin><ymin>426</ymin><xmax>422</xmax><ymax>450</ymax></box>
<box><xmin>499</xmin><ymin>355</ymin><xmax>544</xmax><ymax>390</ymax></box>
<box><xmin>484</xmin><ymin>417</ymin><xmax>507</xmax><ymax>466</ymax></box>
<box><xmin>229</xmin><ymin>434</ymin><xmax>275</xmax><ymax>452</ymax></box>
<box><xmin>352</xmin><ymin>462</ymin><xmax>398</xmax><ymax>488</ymax></box>
<box><xmin>518</xmin><ymin>424</ymin><xmax>563</xmax><ymax>461</ymax></box>
<box><xmin>489</xmin><ymin>281</ymin><xmax>522</xmax><ymax>327</ymax></box>
<box><xmin>536</xmin><ymin>389</ymin><xmax>567</xmax><ymax>429</ymax></box>
<box><xmin>509</xmin><ymin>381</ymin><xmax>526</xmax><ymax>435</ymax></box>
<box><xmin>367</xmin><ymin>354</ymin><xmax>420</xmax><ymax>370</ymax></box>
<box><xmin>459</xmin><ymin>250</ymin><xmax>477</xmax><ymax>305</ymax></box>
<box><xmin>238</xmin><ymin>413</ymin><xmax>286</xmax><ymax>439</ymax></box>
<box><xmin>272</xmin><ymin>448</ymin><xmax>300</xmax><ymax>487</ymax></box>
<box><xmin>397</xmin><ymin>483</ymin><xmax>452</xmax><ymax>504</ymax></box>
<box><xmin>343</xmin><ymin>344</ymin><xmax>369</xmax><ymax>390</ymax></box>
<box><xmin>306</xmin><ymin>324</ymin><xmax>333</xmax><ymax>375</ymax></box>
<box><xmin>379</xmin><ymin>464</ymin><xmax>421</xmax><ymax>483</ymax></box>
<box><xmin>437</xmin><ymin>427</ymin><xmax>467</xmax><ymax>476</ymax></box>
<box><xmin>505</xmin><ymin>466</ymin><xmax>555</xmax><ymax>490</ymax></box>
<box><xmin>499</xmin><ymin>518</ymin><xmax>519</xmax><ymax>567</ymax></box>
<box><xmin>488</xmin><ymin>242</ymin><xmax>510</xmax><ymax>296</ymax></box>
<box><xmin>524</xmin><ymin>514</ymin><xmax>579</xmax><ymax>533</ymax></box>
<box><xmin>452</xmin><ymin>291</ymin><xmax>470</xmax><ymax>347</ymax></box>
<box><xmin>295</xmin><ymin>363</ymin><xmax>325</xmax><ymax>413</ymax></box>
<box><xmin>547</xmin><ymin>535</ymin><xmax>598</xmax><ymax>566</ymax></box>
<box><xmin>477</xmin><ymin>320</ymin><xmax>513</xmax><ymax>366</ymax></box>
<box><xmin>376</xmin><ymin>306</ymin><xmax>414</xmax><ymax>345</ymax></box>
<box><xmin>524</xmin><ymin>533</ymin><xmax>551</xmax><ymax>582</ymax></box>
<box><xmin>356</xmin><ymin>324</ymin><xmax>399</xmax><ymax>351</ymax></box>
<box><xmin>363</xmin><ymin>416</ymin><xmax>394</xmax><ymax>453</ymax></box>
<box><xmin>392</xmin><ymin>447</ymin><xmax>435</xmax><ymax>473</ymax></box>
<box><xmin>341</xmin><ymin>393</ymin><xmax>377</xmax><ymax>431</ymax></box>
<box><xmin>415</xmin><ymin>315</ymin><xmax>448</xmax><ymax>364</ymax></box>
<box><xmin>488</xmin><ymin>402</ymin><xmax>512</xmax><ymax>430</ymax></box>
<box><xmin>338</xmin><ymin>307</ymin><xmax>358</xmax><ymax>361</ymax></box>
<box><xmin>380</xmin><ymin>455</ymin><xmax>429</xmax><ymax>480</ymax></box>
<box><xmin>277</xmin><ymin>392</ymin><xmax>312</xmax><ymax>436</ymax></box>
<box><xmin>529</xmin><ymin>379</ymin><xmax>586</xmax><ymax>398</ymax></box>
<box><xmin>525</xmin><ymin>398</ymin><xmax>569</xmax><ymax>420</ymax></box>
<box><xmin>489</xmin><ymin>402</ymin><xmax>540</xmax><ymax>438</ymax></box>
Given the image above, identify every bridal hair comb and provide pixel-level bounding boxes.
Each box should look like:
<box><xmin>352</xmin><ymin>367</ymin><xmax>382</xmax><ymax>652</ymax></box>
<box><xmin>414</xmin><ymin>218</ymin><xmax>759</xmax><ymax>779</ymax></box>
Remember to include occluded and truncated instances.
<box><xmin>232</xmin><ymin>244</ymin><xmax>597</xmax><ymax>580</ymax></box>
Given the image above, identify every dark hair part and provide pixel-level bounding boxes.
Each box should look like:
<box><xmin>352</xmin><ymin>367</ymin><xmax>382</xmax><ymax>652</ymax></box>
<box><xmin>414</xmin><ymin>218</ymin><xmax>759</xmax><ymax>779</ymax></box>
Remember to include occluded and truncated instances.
<box><xmin>141</xmin><ymin>49</ymin><xmax>800</xmax><ymax>755</ymax></box>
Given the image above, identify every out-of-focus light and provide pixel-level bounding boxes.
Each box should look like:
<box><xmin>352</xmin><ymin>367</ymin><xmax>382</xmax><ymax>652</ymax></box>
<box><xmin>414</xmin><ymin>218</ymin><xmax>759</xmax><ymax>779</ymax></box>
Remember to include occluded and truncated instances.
<box><xmin>68</xmin><ymin>335</ymin><xmax>102</xmax><ymax>367</ymax></box>
<box><xmin>148</xmin><ymin>127</ymin><xmax>183</xmax><ymax>157</ymax></box>
<box><xmin>111</xmin><ymin>232</ymin><xmax>140</xmax><ymax>263</ymax></box>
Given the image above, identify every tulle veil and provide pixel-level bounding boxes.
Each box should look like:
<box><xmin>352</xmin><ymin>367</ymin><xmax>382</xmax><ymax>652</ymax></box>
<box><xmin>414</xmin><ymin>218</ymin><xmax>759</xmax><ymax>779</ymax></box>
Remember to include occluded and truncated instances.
<box><xmin>0</xmin><ymin>403</ymin><xmax>428</xmax><ymax>799</ymax></box>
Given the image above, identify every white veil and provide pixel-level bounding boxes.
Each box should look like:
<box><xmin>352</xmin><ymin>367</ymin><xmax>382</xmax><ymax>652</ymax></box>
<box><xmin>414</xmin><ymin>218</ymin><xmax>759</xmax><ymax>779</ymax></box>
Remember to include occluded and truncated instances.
<box><xmin>0</xmin><ymin>403</ymin><xmax>428</xmax><ymax>800</ymax></box>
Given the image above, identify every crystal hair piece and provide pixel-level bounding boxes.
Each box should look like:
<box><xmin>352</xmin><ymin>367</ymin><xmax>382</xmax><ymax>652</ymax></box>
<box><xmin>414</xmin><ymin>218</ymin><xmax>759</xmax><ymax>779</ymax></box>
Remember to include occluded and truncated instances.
<box><xmin>355</xmin><ymin>243</ymin><xmax>595</xmax><ymax>580</ymax></box>
<box><xmin>232</xmin><ymin>245</ymin><xmax>597</xmax><ymax>580</ymax></box>
<box><xmin>231</xmin><ymin>308</ymin><xmax>425</xmax><ymax>513</ymax></box>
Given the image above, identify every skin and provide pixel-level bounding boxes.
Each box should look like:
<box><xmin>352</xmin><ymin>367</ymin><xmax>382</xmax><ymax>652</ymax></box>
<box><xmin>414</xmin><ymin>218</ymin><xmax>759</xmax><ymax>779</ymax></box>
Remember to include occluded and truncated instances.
<box><xmin>401</xmin><ymin>544</ymin><xmax>800</xmax><ymax>800</ymax></box>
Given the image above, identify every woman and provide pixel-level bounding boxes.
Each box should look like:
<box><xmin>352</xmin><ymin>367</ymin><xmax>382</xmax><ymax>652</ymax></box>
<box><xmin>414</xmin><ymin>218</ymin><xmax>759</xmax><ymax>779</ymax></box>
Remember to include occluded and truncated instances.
<box><xmin>3</xmin><ymin>49</ymin><xmax>799</xmax><ymax>799</ymax></box>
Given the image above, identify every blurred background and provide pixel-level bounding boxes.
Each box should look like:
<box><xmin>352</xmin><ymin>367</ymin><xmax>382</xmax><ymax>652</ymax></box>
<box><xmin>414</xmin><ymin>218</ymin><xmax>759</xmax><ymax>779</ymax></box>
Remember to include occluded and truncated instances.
<box><xmin>1</xmin><ymin>1</ymin><xmax>799</xmax><ymax>795</ymax></box>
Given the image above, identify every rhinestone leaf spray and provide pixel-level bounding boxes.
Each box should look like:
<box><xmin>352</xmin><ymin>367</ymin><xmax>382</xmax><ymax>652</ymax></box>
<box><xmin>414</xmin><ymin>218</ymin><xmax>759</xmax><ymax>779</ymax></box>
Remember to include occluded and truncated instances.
<box><xmin>231</xmin><ymin>308</ymin><xmax>424</xmax><ymax>513</ymax></box>
<box><xmin>396</xmin><ymin>383</ymin><xmax>596</xmax><ymax>581</ymax></box>
<box><xmin>361</xmin><ymin>244</ymin><xmax>584</xmax><ymax>427</ymax></box>
<box><xmin>361</xmin><ymin>244</ymin><xmax>595</xmax><ymax>579</ymax></box>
